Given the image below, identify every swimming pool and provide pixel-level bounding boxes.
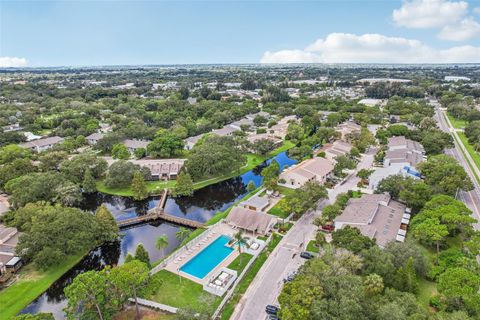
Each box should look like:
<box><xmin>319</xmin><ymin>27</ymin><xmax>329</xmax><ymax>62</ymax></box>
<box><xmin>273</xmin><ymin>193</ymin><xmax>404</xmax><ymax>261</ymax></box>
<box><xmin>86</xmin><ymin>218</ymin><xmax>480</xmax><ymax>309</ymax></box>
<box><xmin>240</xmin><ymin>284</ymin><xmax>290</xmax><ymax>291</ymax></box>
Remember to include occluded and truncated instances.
<box><xmin>180</xmin><ymin>235</ymin><xmax>234</xmax><ymax>279</ymax></box>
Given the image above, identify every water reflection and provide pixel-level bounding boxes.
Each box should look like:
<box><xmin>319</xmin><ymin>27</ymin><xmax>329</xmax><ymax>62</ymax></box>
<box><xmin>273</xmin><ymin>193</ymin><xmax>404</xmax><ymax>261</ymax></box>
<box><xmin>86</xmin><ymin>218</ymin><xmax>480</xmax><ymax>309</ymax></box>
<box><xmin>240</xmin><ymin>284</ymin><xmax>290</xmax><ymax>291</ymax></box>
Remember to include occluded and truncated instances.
<box><xmin>20</xmin><ymin>151</ymin><xmax>297</xmax><ymax>319</ymax></box>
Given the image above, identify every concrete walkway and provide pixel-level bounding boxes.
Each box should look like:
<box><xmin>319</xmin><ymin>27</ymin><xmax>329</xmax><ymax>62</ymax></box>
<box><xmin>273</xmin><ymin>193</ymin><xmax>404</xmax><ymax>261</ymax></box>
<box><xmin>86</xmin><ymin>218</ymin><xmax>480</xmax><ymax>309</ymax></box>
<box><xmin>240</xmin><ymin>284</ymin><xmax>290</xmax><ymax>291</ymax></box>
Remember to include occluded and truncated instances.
<box><xmin>128</xmin><ymin>297</ymin><xmax>178</xmax><ymax>314</ymax></box>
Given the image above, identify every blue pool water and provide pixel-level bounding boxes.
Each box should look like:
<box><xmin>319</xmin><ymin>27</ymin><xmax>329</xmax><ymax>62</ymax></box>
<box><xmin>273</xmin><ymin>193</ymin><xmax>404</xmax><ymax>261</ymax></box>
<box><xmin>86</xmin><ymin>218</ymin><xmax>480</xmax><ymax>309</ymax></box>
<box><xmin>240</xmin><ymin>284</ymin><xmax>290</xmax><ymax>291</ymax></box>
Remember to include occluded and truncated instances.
<box><xmin>180</xmin><ymin>235</ymin><xmax>234</xmax><ymax>279</ymax></box>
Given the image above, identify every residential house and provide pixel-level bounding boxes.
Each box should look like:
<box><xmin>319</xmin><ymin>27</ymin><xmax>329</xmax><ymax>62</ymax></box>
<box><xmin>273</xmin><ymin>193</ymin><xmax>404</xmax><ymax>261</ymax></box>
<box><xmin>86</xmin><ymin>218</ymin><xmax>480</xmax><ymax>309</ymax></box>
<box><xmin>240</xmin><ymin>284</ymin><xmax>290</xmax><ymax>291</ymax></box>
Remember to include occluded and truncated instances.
<box><xmin>225</xmin><ymin>207</ymin><xmax>276</xmax><ymax>236</ymax></box>
<box><xmin>20</xmin><ymin>136</ymin><xmax>64</xmax><ymax>152</ymax></box>
<box><xmin>334</xmin><ymin>193</ymin><xmax>410</xmax><ymax>248</ymax></box>
<box><xmin>239</xmin><ymin>195</ymin><xmax>270</xmax><ymax>212</ymax></box>
<box><xmin>2</xmin><ymin>123</ymin><xmax>23</xmax><ymax>133</ymax></box>
<box><xmin>384</xmin><ymin>136</ymin><xmax>425</xmax><ymax>168</ymax></box>
<box><xmin>123</xmin><ymin>139</ymin><xmax>151</xmax><ymax>154</ymax></box>
<box><xmin>0</xmin><ymin>224</ymin><xmax>22</xmax><ymax>272</ymax></box>
<box><xmin>324</xmin><ymin>140</ymin><xmax>353</xmax><ymax>162</ymax></box>
<box><xmin>336</xmin><ymin>121</ymin><xmax>361</xmax><ymax>142</ymax></box>
<box><xmin>368</xmin><ymin>136</ymin><xmax>424</xmax><ymax>189</ymax></box>
<box><xmin>132</xmin><ymin>159</ymin><xmax>184</xmax><ymax>180</ymax></box>
<box><xmin>86</xmin><ymin>132</ymin><xmax>105</xmax><ymax>145</ymax></box>
<box><xmin>279</xmin><ymin>157</ymin><xmax>334</xmax><ymax>189</ymax></box>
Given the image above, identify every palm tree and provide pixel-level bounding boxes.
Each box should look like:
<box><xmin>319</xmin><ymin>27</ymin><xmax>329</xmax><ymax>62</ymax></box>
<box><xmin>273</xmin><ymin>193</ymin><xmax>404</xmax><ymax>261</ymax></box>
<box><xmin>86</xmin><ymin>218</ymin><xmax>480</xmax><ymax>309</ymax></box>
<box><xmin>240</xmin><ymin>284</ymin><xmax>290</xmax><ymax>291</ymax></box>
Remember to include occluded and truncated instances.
<box><xmin>234</xmin><ymin>230</ymin><xmax>247</xmax><ymax>263</ymax></box>
<box><xmin>176</xmin><ymin>227</ymin><xmax>191</xmax><ymax>249</ymax></box>
<box><xmin>155</xmin><ymin>235</ymin><xmax>169</xmax><ymax>257</ymax></box>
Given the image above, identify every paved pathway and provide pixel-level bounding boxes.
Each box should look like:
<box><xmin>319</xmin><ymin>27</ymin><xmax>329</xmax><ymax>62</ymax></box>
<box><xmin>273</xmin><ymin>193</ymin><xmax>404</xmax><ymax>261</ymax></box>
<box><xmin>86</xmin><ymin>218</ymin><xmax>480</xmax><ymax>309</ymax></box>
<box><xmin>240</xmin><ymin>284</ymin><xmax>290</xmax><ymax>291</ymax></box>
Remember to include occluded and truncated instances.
<box><xmin>231</xmin><ymin>149</ymin><xmax>375</xmax><ymax>320</ymax></box>
<box><xmin>128</xmin><ymin>297</ymin><xmax>178</xmax><ymax>314</ymax></box>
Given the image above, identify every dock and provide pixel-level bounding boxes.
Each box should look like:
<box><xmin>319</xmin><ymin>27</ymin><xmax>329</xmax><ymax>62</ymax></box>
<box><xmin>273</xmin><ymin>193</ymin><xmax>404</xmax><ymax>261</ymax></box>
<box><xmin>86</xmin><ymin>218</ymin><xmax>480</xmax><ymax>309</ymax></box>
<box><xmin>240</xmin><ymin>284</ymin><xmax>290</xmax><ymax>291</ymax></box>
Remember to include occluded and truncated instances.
<box><xmin>117</xmin><ymin>189</ymin><xmax>205</xmax><ymax>229</ymax></box>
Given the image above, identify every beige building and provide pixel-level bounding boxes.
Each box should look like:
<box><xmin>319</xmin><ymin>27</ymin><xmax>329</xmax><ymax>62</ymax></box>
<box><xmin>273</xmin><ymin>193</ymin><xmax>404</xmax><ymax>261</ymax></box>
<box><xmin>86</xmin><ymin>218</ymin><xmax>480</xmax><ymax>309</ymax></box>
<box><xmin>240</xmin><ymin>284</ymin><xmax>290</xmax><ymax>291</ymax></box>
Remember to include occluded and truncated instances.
<box><xmin>278</xmin><ymin>157</ymin><xmax>334</xmax><ymax>189</ymax></box>
<box><xmin>20</xmin><ymin>136</ymin><xmax>64</xmax><ymax>152</ymax></box>
<box><xmin>324</xmin><ymin>140</ymin><xmax>353</xmax><ymax>162</ymax></box>
<box><xmin>225</xmin><ymin>207</ymin><xmax>276</xmax><ymax>236</ymax></box>
<box><xmin>334</xmin><ymin>194</ymin><xmax>410</xmax><ymax>248</ymax></box>
<box><xmin>336</xmin><ymin>121</ymin><xmax>361</xmax><ymax>142</ymax></box>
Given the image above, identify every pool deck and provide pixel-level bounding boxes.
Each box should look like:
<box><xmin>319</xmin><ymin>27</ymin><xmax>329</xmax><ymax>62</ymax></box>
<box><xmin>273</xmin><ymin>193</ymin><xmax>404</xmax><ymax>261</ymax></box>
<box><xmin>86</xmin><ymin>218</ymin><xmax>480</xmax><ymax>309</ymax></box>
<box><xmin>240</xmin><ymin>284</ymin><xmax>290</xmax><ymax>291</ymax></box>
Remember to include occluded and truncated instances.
<box><xmin>164</xmin><ymin>223</ymin><xmax>240</xmax><ymax>285</ymax></box>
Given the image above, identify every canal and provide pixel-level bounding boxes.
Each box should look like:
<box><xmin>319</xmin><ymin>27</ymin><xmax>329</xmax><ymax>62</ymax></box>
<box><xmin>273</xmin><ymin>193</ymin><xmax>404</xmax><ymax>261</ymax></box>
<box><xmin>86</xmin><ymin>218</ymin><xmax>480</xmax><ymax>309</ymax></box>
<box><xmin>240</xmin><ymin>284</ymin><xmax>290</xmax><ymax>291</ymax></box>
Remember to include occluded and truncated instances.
<box><xmin>20</xmin><ymin>151</ymin><xmax>297</xmax><ymax>318</ymax></box>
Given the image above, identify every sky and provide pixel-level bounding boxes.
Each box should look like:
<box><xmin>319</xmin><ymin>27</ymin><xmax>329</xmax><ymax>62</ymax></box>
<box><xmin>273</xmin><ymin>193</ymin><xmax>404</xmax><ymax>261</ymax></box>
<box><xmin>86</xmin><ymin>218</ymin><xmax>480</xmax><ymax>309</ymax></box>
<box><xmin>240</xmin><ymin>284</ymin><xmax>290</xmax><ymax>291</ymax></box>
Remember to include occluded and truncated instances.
<box><xmin>1</xmin><ymin>0</ymin><xmax>480</xmax><ymax>67</ymax></box>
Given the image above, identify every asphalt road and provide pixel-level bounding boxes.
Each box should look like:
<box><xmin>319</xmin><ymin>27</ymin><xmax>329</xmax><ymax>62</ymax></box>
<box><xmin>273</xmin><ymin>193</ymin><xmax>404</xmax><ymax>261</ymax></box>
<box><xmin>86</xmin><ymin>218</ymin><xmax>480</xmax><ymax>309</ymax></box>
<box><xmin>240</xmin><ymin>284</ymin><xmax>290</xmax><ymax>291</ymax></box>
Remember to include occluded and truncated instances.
<box><xmin>230</xmin><ymin>149</ymin><xmax>376</xmax><ymax>320</ymax></box>
<box><xmin>432</xmin><ymin>101</ymin><xmax>480</xmax><ymax>231</ymax></box>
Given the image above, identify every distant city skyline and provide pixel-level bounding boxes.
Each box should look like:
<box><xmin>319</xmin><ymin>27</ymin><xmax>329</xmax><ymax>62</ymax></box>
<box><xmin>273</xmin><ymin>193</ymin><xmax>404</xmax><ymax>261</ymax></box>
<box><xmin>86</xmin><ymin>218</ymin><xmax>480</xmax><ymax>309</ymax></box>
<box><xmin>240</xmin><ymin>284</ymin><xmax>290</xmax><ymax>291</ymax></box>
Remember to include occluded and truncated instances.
<box><xmin>1</xmin><ymin>0</ymin><xmax>480</xmax><ymax>67</ymax></box>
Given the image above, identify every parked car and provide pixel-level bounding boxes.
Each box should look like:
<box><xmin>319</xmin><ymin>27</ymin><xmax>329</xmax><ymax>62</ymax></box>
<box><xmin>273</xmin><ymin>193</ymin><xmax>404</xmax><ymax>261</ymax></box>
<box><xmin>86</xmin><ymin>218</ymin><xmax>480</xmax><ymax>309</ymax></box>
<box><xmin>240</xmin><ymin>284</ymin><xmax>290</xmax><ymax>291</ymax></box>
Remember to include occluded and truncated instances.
<box><xmin>267</xmin><ymin>314</ymin><xmax>279</xmax><ymax>320</ymax></box>
<box><xmin>265</xmin><ymin>305</ymin><xmax>279</xmax><ymax>315</ymax></box>
<box><xmin>300</xmin><ymin>251</ymin><xmax>314</xmax><ymax>259</ymax></box>
<box><xmin>283</xmin><ymin>271</ymin><xmax>297</xmax><ymax>283</ymax></box>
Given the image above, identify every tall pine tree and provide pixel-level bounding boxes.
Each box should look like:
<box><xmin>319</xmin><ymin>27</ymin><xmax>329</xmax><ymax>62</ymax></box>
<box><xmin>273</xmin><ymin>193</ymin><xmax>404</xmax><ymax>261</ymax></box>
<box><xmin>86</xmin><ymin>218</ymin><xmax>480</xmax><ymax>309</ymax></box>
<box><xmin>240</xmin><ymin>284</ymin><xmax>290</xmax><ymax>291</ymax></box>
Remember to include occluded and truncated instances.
<box><xmin>131</xmin><ymin>171</ymin><xmax>148</xmax><ymax>200</ymax></box>
<box><xmin>82</xmin><ymin>168</ymin><xmax>97</xmax><ymax>193</ymax></box>
<box><xmin>134</xmin><ymin>243</ymin><xmax>150</xmax><ymax>267</ymax></box>
<box><xmin>172</xmin><ymin>171</ymin><xmax>194</xmax><ymax>197</ymax></box>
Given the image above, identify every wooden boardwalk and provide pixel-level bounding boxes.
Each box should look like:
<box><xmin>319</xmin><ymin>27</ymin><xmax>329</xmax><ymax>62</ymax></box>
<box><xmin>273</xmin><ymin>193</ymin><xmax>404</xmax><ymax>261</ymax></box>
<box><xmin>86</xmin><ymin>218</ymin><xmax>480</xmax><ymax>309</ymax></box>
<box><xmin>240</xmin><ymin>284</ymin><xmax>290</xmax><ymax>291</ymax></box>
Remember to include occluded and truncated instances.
<box><xmin>117</xmin><ymin>189</ymin><xmax>204</xmax><ymax>229</ymax></box>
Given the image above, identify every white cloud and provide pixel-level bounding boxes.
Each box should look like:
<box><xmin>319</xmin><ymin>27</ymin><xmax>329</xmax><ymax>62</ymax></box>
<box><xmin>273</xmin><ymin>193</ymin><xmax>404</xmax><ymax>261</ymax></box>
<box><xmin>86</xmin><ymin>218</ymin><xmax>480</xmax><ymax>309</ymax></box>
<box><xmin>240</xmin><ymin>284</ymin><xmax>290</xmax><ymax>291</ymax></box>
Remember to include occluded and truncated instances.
<box><xmin>393</xmin><ymin>0</ymin><xmax>468</xmax><ymax>28</ymax></box>
<box><xmin>438</xmin><ymin>17</ymin><xmax>480</xmax><ymax>40</ymax></box>
<box><xmin>473</xmin><ymin>7</ymin><xmax>480</xmax><ymax>15</ymax></box>
<box><xmin>260</xmin><ymin>33</ymin><xmax>480</xmax><ymax>64</ymax></box>
<box><xmin>0</xmin><ymin>57</ymin><xmax>28</xmax><ymax>68</ymax></box>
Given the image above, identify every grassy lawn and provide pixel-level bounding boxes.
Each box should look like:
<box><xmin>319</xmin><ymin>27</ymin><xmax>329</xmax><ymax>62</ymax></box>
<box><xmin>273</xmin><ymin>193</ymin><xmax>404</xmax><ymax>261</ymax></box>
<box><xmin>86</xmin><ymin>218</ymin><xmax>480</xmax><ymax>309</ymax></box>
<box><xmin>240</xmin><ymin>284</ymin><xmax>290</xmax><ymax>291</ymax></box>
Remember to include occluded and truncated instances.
<box><xmin>144</xmin><ymin>270</ymin><xmax>221</xmax><ymax>311</ymax></box>
<box><xmin>268</xmin><ymin>199</ymin><xmax>289</xmax><ymax>219</ymax></box>
<box><xmin>97</xmin><ymin>141</ymin><xmax>295</xmax><ymax>197</ymax></box>
<box><xmin>0</xmin><ymin>252</ymin><xmax>86</xmax><ymax>319</ymax></box>
<box><xmin>454</xmin><ymin>132</ymin><xmax>480</xmax><ymax>184</ymax></box>
<box><xmin>447</xmin><ymin>114</ymin><xmax>467</xmax><ymax>129</ymax></box>
<box><xmin>227</xmin><ymin>253</ymin><xmax>253</xmax><ymax>273</ymax></box>
<box><xmin>219</xmin><ymin>233</ymin><xmax>283</xmax><ymax>320</ymax></box>
<box><xmin>275</xmin><ymin>221</ymin><xmax>294</xmax><ymax>234</ymax></box>
<box><xmin>306</xmin><ymin>240</ymin><xmax>320</xmax><ymax>253</ymax></box>
<box><xmin>417</xmin><ymin>278</ymin><xmax>437</xmax><ymax>309</ymax></box>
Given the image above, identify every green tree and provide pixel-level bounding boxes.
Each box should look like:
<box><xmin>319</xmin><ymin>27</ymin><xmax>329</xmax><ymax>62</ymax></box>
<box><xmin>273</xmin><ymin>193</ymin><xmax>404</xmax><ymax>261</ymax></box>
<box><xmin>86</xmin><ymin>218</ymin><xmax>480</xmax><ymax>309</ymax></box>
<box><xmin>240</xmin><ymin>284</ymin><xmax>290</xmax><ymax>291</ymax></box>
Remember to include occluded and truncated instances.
<box><xmin>364</xmin><ymin>273</ymin><xmax>384</xmax><ymax>295</ymax></box>
<box><xmin>82</xmin><ymin>167</ymin><xmax>97</xmax><ymax>193</ymax></box>
<box><xmin>15</xmin><ymin>203</ymin><xmax>116</xmax><ymax>269</ymax></box>
<box><xmin>437</xmin><ymin>267</ymin><xmax>480</xmax><ymax>315</ymax></box>
<box><xmin>147</xmin><ymin>130</ymin><xmax>184</xmax><ymax>158</ymax></box>
<box><xmin>261</xmin><ymin>160</ymin><xmax>280</xmax><ymax>191</ymax></box>
<box><xmin>418</xmin><ymin>154</ymin><xmax>473</xmax><ymax>195</ymax></box>
<box><xmin>332</xmin><ymin>226</ymin><xmax>376</xmax><ymax>254</ymax></box>
<box><xmin>175</xmin><ymin>227</ymin><xmax>191</xmax><ymax>249</ymax></box>
<box><xmin>110</xmin><ymin>260</ymin><xmax>150</xmax><ymax>320</ymax></box>
<box><xmin>184</xmin><ymin>136</ymin><xmax>245</xmax><ymax>180</ymax></box>
<box><xmin>112</xmin><ymin>143</ymin><xmax>130</xmax><ymax>159</ymax></box>
<box><xmin>234</xmin><ymin>230</ymin><xmax>247</xmax><ymax>263</ymax></box>
<box><xmin>333</xmin><ymin>155</ymin><xmax>356</xmax><ymax>176</ymax></box>
<box><xmin>0</xmin><ymin>158</ymin><xmax>36</xmax><ymax>188</ymax></box>
<box><xmin>95</xmin><ymin>204</ymin><xmax>119</xmax><ymax>242</ymax></box>
<box><xmin>104</xmin><ymin>160</ymin><xmax>140</xmax><ymax>188</ymax></box>
<box><xmin>246</xmin><ymin>180</ymin><xmax>256</xmax><ymax>192</ymax></box>
<box><xmin>0</xmin><ymin>144</ymin><xmax>31</xmax><ymax>164</ymax></box>
<box><xmin>251</xmin><ymin>138</ymin><xmax>275</xmax><ymax>156</ymax></box>
<box><xmin>321</xmin><ymin>204</ymin><xmax>342</xmax><ymax>220</ymax></box>
<box><xmin>134</xmin><ymin>243</ymin><xmax>150</xmax><ymax>267</ymax></box>
<box><xmin>412</xmin><ymin>218</ymin><xmax>449</xmax><ymax>264</ymax></box>
<box><xmin>172</xmin><ymin>171</ymin><xmax>194</xmax><ymax>197</ymax></box>
<box><xmin>131</xmin><ymin>171</ymin><xmax>148</xmax><ymax>200</ymax></box>
<box><xmin>155</xmin><ymin>234</ymin><xmax>169</xmax><ymax>257</ymax></box>
<box><xmin>394</xmin><ymin>257</ymin><xmax>418</xmax><ymax>293</ymax></box>
<box><xmin>54</xmin><ymin>181</ymin><xmax>82</xmax><ymax>207</ymax></box>
<box><xmin>65</xmin><ymin>270</ymin><xmax>113</xmax><ymax>320</ymax></box>
<box><xmin>133</xmin><ymin>147</ymin><xmax>146</xmax><ymax>159</ymax></box>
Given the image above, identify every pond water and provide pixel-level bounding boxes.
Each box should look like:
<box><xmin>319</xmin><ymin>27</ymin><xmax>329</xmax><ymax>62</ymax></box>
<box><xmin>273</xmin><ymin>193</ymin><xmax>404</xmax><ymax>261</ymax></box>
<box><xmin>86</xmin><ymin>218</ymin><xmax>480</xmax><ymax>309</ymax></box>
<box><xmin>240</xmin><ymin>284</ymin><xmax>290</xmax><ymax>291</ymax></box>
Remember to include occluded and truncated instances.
<box><xmin>19</xmin><ymin>151</ymin><xmax>296</xmax><ymax>318</ymax></box>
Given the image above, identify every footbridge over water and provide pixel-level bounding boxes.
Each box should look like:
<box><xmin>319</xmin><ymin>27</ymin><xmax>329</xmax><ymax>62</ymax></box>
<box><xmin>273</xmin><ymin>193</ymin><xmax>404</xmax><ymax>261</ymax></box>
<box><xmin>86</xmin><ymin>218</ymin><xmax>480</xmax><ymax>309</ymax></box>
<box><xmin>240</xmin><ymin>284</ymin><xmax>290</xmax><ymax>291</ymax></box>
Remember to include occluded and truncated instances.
<box><xmin>117</xmin><ymin>189</ymin><xmax>205</xmax><ymax>229</ymax></box>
